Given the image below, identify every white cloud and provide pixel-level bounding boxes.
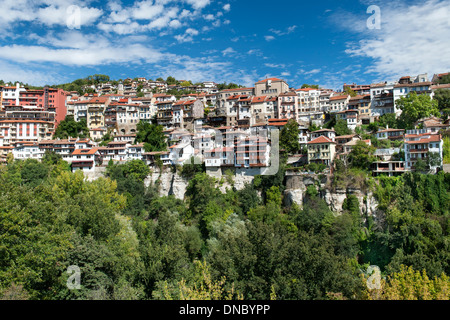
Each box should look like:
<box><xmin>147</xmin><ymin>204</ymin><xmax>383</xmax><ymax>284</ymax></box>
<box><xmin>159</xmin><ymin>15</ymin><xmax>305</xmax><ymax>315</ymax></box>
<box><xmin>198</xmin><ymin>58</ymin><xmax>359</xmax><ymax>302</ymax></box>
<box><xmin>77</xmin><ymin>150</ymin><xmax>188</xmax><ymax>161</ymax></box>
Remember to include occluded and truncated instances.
<box><xmin>342</xmin><ymin>0</ymin><xmax>450</xmax><ymax>79</ymax></box>
<box><xmin>184</xmin><ymin>0</ymin><xmax>211</xmax><ymax>10</ymax></box>
<box><xmin>269</xmin><ymin>25</ymin><xmax>297</xmax><ymax>36</ymax></box>
<box><xmin>222</xmin><ymin>47</ymin><xmax>236</xmax><ymax>56</ymax></box>
<box><xmin>174</xmin><ymin>28</ymin><xmax>199</xmax><ymax>43</ymax></box>
<box><xmin>223</xmin><ymin>4</ymin><xmax>231</xmax><ymax>12</ymax></box>
<box><xmin>265</xmin><ymin>63</ymin><xmax>286</xmax><ymax>69</ymax></box>
<box><xmin>304</xmin><ymin>68</ymin><xmax>321</xmax><ymax>75</ymax></box>
<box><xmin>0</xmin><ymin>0</ymin><xmax>103</xmax><ymax>30</ymax></box>
<box><xmin>264</xmin><ymin>35</ymin><xmax>275</xmax><ymax>41</ymax></box>
<box><xmin>0</xmin><ymin>40</ymin><xmax>165</xmax><ymax>66</ymax></box>
<box><xmin>204</xmin><ymin>14</ymin><xmax>215</xmax><ymax>20</ymax></box>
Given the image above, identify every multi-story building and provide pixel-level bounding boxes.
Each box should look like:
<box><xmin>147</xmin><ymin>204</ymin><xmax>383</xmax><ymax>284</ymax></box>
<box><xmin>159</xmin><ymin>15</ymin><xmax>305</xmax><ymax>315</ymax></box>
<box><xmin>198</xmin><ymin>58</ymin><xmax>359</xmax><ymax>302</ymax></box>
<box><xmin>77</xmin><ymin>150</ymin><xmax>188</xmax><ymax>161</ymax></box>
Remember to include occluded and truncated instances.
<box><xmin>71</xmin><ymin>148</ymin><xmax>101</xmax><ymax>172</ymax></box>
<box><xmin>375</xmin><ymin>128</ymin><xmax>405</xmax><ymax>141</ymax></box>
<box><xmin>0</xmin><ymin>119</ymin><xmax>54</xmax><ymax>145</ymax></box>
<box><xmin>156</xmin><ymin>100</ymin><xmax>174</xmax><ymax>130</ymax></box>
<box><xmin>348</xmin><ymin>95</ymin><xmax>371</xmax><ymax>124</ymax></box>
<box><xmin>1</xmin><ymin>84</ymin><xmax>67</xmax><ymax>127</ymax></box>
<box><xmin>254</xmin><ymin>78</ymin><xmax>289</xmax><ymax>97</ymax></box>
<box><xmin>311</xmin><ymin>128</ymin><xmax>336</xmax><ymax>141</ymax></box>
<box><xmin>336</xmin><ymin>109</ymin><xmax>359</xmax><ymax>131</ymax></box>
<box><xmin>343</xmin><ymin>83</ymin><xmax>371</xmax><ymax>95</ymax></box>
<box><xmin>329</xmin><ymin>95</ymin><xmax>350</xmax><ymax>114</ymax></box>
<box><xmin>296</xmin><ymin>88</ymin><xmax>323</xmax><ymax>124</ymax></box>
<box><xmin>393</xmin><ymin>74</ymin><xmax>432</xmax><ymax>117</ymax></box>
<box><xmin>277</xmin><ymin>92</ymin><xmax>298</xmax><ymax>120</ymax></box>
<box><xmin>404</xmin><ymin>129</ymin><xmax>443</xmax><ymax>172</ymax></box>
<box><xmin>307</xmin><ymin>136</ymin><xmax>336</xmax><ymax>166</ymax></box>
<box><xmin>250</xmin><ymin>96</ymin><xmax>278</xmax><ymax>124</ymax></box>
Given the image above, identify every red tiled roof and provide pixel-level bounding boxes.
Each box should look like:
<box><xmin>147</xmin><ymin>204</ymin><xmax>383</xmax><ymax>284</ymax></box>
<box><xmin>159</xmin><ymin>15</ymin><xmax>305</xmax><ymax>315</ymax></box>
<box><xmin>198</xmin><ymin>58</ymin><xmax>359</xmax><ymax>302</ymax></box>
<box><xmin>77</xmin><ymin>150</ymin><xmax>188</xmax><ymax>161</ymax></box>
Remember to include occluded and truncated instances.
<box><xmin>72</xmin><ymin>148</ymin><xmax>99</xmax><ymax>156</ymax></box>
<box><xmin>256</xmin><ymin>78</ymin><xmax>282</xmax><ymax>83</ymax></box>
<box><xmin>308</xmin><ymin>136</ymin><xmax>336</xmax><ymax>144</ymax></box>
<box><xmin>330</xmin><ymin>95</ymin><xmax>349</xmax><ymax>101</ymax></box>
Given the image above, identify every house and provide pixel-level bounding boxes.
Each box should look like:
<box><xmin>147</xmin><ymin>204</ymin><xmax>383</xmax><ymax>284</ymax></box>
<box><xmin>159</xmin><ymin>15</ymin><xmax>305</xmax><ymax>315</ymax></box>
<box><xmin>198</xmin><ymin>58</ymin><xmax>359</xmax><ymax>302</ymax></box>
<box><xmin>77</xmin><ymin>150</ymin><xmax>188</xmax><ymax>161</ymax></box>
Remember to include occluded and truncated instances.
<box><xmin>415</xmin><ymin>117</ymin><xmax>450</xmax><ymax>134</ymax></box>
<box><xmin>393</xmin><ymin>74</ymin><xmax>432</xmax><ymax>117</ymax></box>
<box><xmin>310</xmin><ymin>129</ymin><xmax>336</xmax><ymax>142</ymax></box>
<box><xmin>277</xmin><ymin>92</ymin><xmax>298</xmax><ymax>120</ymax></box>
<box><xmin>307</xmin><ymin>136</ymin><xmax>336</xmax><ymax>166</ymax></box>
<box><xmin>329</xmin><ymin>95</ymin><xmax>350</xmax><ymax>114</ymax></box>
<box><xmin>255</xmin><ymin>78</ymin><xmax>289</xmax><ymax>97</ymax></box>
<box><xmin>336</xmin><ymin>109</ymin><xmax>359</xmax><ymax>131</ymax></box>
<box><xmin>404</xmin><ymin>130</ymin><xmax>443</xmax><ymax>172</ymax></box>
<box><xmin>204</xmin><ymin>147</ymin><xmax>235</xmax><ymax>168</ymax></box>
<box><xmin>375</xmin><ymin>128</ymin><xmax>405</xmax><ymax>140</ymax></box>
<box><xmin>12</xmin><ymin>142</ymin><xmax>41</xmax><ymax>160</ymax></box>
<box><xmin>370</xmin><ymin>83</ymin><xmax>395</xmax><ymax>118</ymax></box>
<box><xmin>142</xmin><ymin>151</ymin><xmax>171</xmax><ymax>167</ymax></box>
<box><xmin>169</xmin><ymin>142</ymin><xmax>196</xmax><ymax>165</ymax></box>
<box><xmin>71</xmin><ymin>148</ymin><xmax>101</xmax><ymax>172</ymax></box>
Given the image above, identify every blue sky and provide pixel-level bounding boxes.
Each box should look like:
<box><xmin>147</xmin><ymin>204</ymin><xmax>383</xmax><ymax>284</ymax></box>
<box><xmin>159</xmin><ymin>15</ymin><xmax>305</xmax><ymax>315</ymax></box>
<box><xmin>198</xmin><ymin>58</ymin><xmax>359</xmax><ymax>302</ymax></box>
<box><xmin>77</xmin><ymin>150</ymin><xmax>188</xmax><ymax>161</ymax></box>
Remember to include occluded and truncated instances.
<box><xmin>0</xmin><ymin>0</ymin><xmax>449</xmax><ymax>89</ymax></box>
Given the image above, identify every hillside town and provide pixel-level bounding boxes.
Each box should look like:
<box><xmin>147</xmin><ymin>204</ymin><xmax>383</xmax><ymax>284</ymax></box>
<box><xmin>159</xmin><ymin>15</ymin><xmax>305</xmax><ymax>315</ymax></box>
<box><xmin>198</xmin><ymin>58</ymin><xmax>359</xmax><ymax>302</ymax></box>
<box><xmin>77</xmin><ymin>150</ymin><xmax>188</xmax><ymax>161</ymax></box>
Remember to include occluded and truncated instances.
<box><xmin>1</xmin><ymin>73</ymin><xmax>449</xmax><ymax>176</ymax></box>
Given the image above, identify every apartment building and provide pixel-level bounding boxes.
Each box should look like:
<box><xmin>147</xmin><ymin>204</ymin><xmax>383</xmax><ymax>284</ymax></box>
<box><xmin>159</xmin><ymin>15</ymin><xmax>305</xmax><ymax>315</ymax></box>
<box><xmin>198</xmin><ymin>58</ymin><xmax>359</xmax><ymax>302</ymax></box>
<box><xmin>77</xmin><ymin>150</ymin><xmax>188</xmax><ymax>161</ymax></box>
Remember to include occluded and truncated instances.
<box><xmin>404</xmin><ymin>129</ymin><xmax>443</xmax><ymax>172</ymax></box>
<box><xmin>307</xmin><ymin>136</ymin><xmax>336</xmax><ymax>166</ymax></box>
<box><xmin>254</xmin><ymin>78</ymin><xmax>289</xmax><ymax>97</ymax></box>
<box><xmin>393</xmin><ymin>74</ymin><xmax>432</xmax><ymax>117</ymax></box>
<box><xmin>1</xmin><ymin>84</ymin><xmax>67</xmax><ymax>127</ymax></box>
<box><xmin>277</xmin><ymin>92</ymin><xmax>298</xmax><ymax>120</ymax></box>
<box><xmin>250</xmin><ymin>96</ymin><xmax>278</xmax><ymax>124</ymax></box>
<box><xmin>348</xmin><ymin>95</ymin><xmax>371</xmax><ymax>124</ymax></box>
<box><xmin>329</xmin><ymin>95</ymin><xmax>350</xmax><ymax>114</ymax></box>
<box><xmin>156</xmin><ymin>100</ymin><xmax>174</xmax><ymax>130</ymax></box>
<box><xmin>0</xmin><ymin>119</ymin><xmax>54</xmax><ymax>145</ymax></box>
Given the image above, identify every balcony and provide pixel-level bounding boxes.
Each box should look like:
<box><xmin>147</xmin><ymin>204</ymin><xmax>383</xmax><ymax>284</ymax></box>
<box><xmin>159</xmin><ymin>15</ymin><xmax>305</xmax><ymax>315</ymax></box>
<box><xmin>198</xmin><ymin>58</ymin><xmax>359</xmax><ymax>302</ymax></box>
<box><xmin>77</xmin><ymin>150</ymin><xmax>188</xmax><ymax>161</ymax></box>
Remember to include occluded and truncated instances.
<box><xmin>409</xmin><ymin>148</ymin><xmax>428</xmax><ymax>153</ymax></box>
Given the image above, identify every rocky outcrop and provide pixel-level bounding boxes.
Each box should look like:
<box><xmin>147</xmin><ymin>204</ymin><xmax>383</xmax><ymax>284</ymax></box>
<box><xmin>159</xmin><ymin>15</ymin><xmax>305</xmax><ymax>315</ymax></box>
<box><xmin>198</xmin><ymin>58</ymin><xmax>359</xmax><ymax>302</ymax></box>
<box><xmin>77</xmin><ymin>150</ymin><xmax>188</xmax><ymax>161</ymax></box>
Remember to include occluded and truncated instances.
<box><xmin>145</xmin><ymin>168</ymin><xmax>187</xmax><ymax>200</ymax></box>
<box><xmin>283</xmin><ymin>173</ymin><xmax>380</xmax><ymax>217</ymax></box>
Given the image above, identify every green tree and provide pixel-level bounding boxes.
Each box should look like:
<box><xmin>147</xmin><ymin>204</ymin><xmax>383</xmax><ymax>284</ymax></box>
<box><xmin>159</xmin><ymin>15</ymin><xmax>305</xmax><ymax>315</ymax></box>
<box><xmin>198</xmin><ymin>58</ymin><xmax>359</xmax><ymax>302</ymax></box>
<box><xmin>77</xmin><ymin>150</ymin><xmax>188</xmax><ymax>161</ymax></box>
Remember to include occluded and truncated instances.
<box><xmin>396</xmin><ymin>92</ymin><xmax>440</xmax><ymax>129</ymax></box>
<box><xmin>334</xmin><ymin>119</ymin><xmax>352</xmax><ymax>136</ymax></box>
<box><xmin>280</xmin><ymin>119</ymin><xmax>300</xmax><ymax>154</ymax></box>
<box><xmin>135</xmin><ymin>121</ymin><xmax>167</xmax><ymax>152</ymax></box>
<box><xmin>301</xmin><ymin>84</ymin><xmax>319</xmax><ymax>89</ymax></box>
<box><xmin>348</xmin><ymin>141</ymin><xmax>377</xmax><ymax>170</ymax></box>
<box><xmin>54</xmin><ymin>116</ymin><xmax>90</xmax><ymax>139</ymax></box>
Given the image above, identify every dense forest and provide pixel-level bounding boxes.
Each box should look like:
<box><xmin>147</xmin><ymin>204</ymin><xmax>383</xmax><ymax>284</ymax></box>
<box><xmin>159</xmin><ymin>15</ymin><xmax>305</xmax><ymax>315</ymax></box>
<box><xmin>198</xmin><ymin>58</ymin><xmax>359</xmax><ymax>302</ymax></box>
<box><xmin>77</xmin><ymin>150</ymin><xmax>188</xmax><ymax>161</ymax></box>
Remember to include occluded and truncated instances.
<box><xmin>0</xmin><ymin>153</ymin><xmax>449</xmax><ymax>300</ymax></box>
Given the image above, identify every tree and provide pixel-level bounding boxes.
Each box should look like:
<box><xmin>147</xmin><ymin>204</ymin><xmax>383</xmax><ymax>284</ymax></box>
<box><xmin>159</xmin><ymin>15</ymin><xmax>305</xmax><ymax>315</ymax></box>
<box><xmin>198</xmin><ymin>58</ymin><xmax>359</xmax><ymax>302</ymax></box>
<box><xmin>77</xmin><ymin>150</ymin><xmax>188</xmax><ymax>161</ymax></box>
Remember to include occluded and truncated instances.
<box><xmin>436</xmin><ymin>74</ymin><xmax>450</xmax><ymax>85</ymax></box>
<box><xmin>54</xmin><ymin>116</ymin><xmax>89</xmax><ymax>139</ymax></box>
<box><xmin>334</xmin><ymin>119</ymin><xmax>352</xmax><ymax>136</ymax></box>
<box><xmin>166</xmin><ymin>76</ymin><xmax>177</xmax><ymax>85</ymax></box>
<box><xmin>427</xmin><ymin>152</ymin><xmax>442</xmax><ymax>169</ymax></box>
<box><xmin>348</xmin><ymin>141</ymin><xmax>377</xmax><ymax>170</ymax></box>
<box><xmin>396</xmin><ymin>92</ymin><xmax>440</xmax><ymax>129</ymax></box>
<box><xmin>414</xmin><ymin>159</ymin><xmax>428</xmax><ymax>173</ymax></box>
<box><xmin>301</xmin><ymin>84</ymin><xmax>319</xmax><ymax>89</ymax></box>
<box><xmin>180</xmin><ymin>81</ymin><xmax>192</xmax><ymax>87</ymax></box>
<box><xmin>344</xmin><ymin>87</ymin><xmax>357</xmax><ymax>97</ymax></box>
<box><xmin>280</xmin><ymin>119</ymin><xmax>300</xmax><ymax>154</ymax></box>
<box><xmin>135</xmin><ymin>121</ymin><xmax>167</xmax><ymax>152</ymax></box>
<box><xmin>364</xmin><ymin>265</ymin><xmax>450</xmax><ymax>300</ymax></box>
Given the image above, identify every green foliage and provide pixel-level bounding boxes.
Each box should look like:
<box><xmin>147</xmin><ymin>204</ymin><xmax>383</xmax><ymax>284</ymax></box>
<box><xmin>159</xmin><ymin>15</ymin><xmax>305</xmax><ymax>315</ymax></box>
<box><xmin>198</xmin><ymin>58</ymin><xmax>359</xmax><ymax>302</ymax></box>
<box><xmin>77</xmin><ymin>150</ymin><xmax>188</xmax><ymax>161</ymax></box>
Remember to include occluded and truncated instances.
<box><xmin>1</xmin><ymin>150</ymin><xmax>449</xmax><ymax>301</ymax></box>
<box><xmin>280</xmin><ymin>119</ymin><xmax>300</xmax><ymax>154</ymax></box>
<box><xmin>396</xmin><ymin>92</ymin><xmax>440</xmax><ymax>129</ymax></box>
<box><xmin>348</xmin><ymin>141</ymin><xmax>377</xmax><ymax>170</ymax></box>
<box><xmin>344</xmin><ymin>87</ymin><xmax>357</xmax><ymax>97</ymax></box>
<box><xmin>443</xmin><ymin>136</ymin><xmax>450</xmax><ymax>164</ymax></box>
<box><xmin>334</xmin><ymin>119</ymin><xmax>352</xmax><ymax>136</ymax></box>
<box><xmin>135</xmin><ymin>121</ymin><xmax>167</xmax><ymax>152</ymax></box>
<box><xmin>301</xmin><ymin>84</ymin><xmax>319</xmax><ymax>89</ymax></box>
<box><xmin>54</xmin><ymin>116</ymin><xmax>90</xmax><ymax>139</ymax></box>
<box><xmin>180</xmin><ymin>157</ymin><xmax>205</xmax><ymax>179</ymax></box>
